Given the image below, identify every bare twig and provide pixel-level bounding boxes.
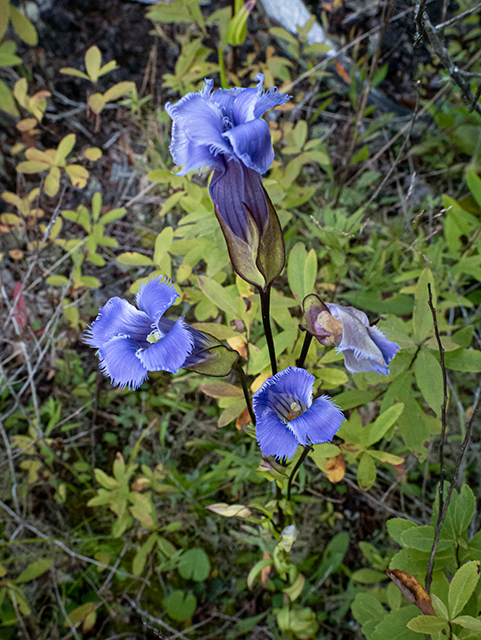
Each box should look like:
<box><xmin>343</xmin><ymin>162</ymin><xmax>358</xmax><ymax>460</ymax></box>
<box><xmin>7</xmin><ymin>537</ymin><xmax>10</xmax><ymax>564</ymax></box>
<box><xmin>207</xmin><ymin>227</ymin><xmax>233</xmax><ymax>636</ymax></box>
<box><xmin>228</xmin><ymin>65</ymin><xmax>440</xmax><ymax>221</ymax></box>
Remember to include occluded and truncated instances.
<box><xmin>435</xmin><ymin>2</ymin><xmax>481</xmax><ymax>32</ymax></box>
<box><xmin>415</xmin><ymin>1</ymin><xmax>481</xmax><ymax>116</ymax></box>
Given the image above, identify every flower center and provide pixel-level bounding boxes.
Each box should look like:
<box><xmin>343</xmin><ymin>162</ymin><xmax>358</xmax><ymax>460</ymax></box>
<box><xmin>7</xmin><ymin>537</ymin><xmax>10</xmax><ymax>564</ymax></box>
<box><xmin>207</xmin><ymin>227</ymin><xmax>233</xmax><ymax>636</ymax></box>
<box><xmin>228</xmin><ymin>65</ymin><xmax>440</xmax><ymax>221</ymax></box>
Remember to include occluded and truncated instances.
<box><xmin>286</xmin><ymin>401</ymin><xmax>303</xmax><ymax>422</ymax></box>
<box><xmin>146</xmin><ymin>330</ymin><xmax>163</xmax><ymax>344</ymax></box>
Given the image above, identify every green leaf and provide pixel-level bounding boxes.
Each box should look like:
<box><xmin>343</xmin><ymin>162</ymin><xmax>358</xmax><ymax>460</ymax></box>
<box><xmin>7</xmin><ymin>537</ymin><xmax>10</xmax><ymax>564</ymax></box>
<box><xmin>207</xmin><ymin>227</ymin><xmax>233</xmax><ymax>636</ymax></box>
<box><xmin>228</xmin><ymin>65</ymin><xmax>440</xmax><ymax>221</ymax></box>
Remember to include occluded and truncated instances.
<box><xmin>351</xmin><ymin>569</ymin><xmax>387</xmax><ymax>584</ymax></box>
<box><xmin>445</xmin><ymin>484</ymin><xmax>476</xmax><ymax>541</ymax></box>
<box><xmin>178</xmin><ymin>548</ymin><xmax>210</xmax><ymax>582</ymax></box>
<box><xmin>371</xmin><ymin>605</ymin><xmax>420</xmax><ymax>640</ymax></box>
<box><xmin>412</xmin><ymin>269</ymin><xmax>436</xmax><ymax>343</ymax></box>
<box><xmin>16</xmin><ymin>559</ymin><xmax>52</xmax><ymax>583</ymax></box>
<box><xmin>103</xmin><ymin>81</ymin><xmax>135</xmax><ymax>103</ymax></box>
<box><xmin>415</xmin><ymin>349</ymin><xmax>444</xmax><ymax>416</ymax></box>
<box><xmin>154</xmin><ymin>226</ymin><xmax>174</xmax><ymax>265</ymax></box>
<box><xmin>199</xmin><ymin>382</ymin><xmax>243</xmax><ymax>398</ymax></box>
<box><xmin>0</xmin><ymin>79</ymin><xmax>19</xmax><ymax>116</ymax></box>
<box><xmin>351</xmin><ymin>593</ymin><xmax>386</xmax><ymax>638</ymax></box>
<box><xmin>444</xmin><ymin>348</ymin><xmax>481</xmax><ymax>372</ymax></box>
<box><xmin>466</xmin><ymin>169</ymin><xmax>481</xmax><ymax>208</ymax></box>
<box><xmin>451</xmin><ymin>615</ymin><xmax>481</xmax><ymax>631</ymax></box>
<box><xmin>10</xmin><ymin>7</ymin><xmax>38</xmax><ymax>45</ymax></box>
<box><xmin>448</xmin><ymin>561</ymin><xmax>480</xmax><ymax>618</ymax></box>
<box><xmin>363</xmin><ymin>403</ymin><xmax>404</xmax><ymax>447</ymax></box>
<box><xmin>100</xmin><ymin>207</ymin><xmax>126</xmax><ymax>225</ymax></box>
<box><xmin>46</xmin><ymin>275</ymin><xmax>70</xmax><ymax>287</ymax></box>
<box><xmin>117</xmin><ymin>252</ymin><xmax>153</xmax><ymax>266</ymax></box>
<box><xmin>287</xmin><ymin>242</ymin><xmax>317</xmax><ymax>300</ymax></box>
<box><xmin>357</xmin><ymin>452</ymin><xmax>376</xmax><ymax>491</ymax></box>
<box><xmin>91</xmin><ymin>192</ymin><xmax>102</xmax><ymax>221</ymax></box>
<box><xmin>0</xmin><ymin>0</ymin><xmax>10</xmax><ymax>42</ymax></box>
<box><xmin>407</xmin><ymin>615</ymin><xmax>448</xmax><ymax>634</ymax></box>
<box><xmin>163</xmin><ymin>590</ymin><xmax>196</xmax><ymax>621</ymax></box>
<box><xmin>401</xmin><ymin>525</ymin><xmax>452</xmax><ymax>553</ymax></box>
<box><xmin>0</xmin><ymin>40</ymin><xmax>21</xmax><ymax>67</ymax></box>
<box><xmin>197</xmin><ymin>275</ymin><xmax>241</xmax><ymax>318</ymax></box>
<box><xmin>54</xmin><ymin>133</ymin><xmax>76</xmax><ymax>166</ymax></box>
<box><xmin>68</xmin><ymin>602</ymin><xmax>96</xmax><ymax>625</ymax></box>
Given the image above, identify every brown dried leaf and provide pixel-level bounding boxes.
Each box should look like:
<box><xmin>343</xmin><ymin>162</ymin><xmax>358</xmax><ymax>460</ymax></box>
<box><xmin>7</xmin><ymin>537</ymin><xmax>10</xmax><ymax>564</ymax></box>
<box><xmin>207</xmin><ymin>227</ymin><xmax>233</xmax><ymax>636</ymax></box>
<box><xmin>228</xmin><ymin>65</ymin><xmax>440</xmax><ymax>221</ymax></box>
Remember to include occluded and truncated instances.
<box><xmin>325</xmin><ymin>454</ymin><xmax>345</xmax><ymax>482</ymax></box>
<box><xmin>387</xmin><ymin>569</ymin><xmax>435</xmax><ymax>615</ymax></box>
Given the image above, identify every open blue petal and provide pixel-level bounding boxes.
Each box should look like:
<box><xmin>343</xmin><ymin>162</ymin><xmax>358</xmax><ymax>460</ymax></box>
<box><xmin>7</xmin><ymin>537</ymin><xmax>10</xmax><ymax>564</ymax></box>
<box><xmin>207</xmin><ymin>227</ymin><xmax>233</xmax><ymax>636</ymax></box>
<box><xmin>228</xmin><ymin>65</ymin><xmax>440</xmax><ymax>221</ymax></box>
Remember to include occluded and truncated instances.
<box><xmin>84</xmin><ymin>298</ymin><xmax>151</xmax><ymax>349</ymax></box>
<box><xmin>368</xmin><ymin>326</ymin><xmax>400</xmax><ymax>366</ymax></box>
<box><xmin>136</xmin><ymin>277</ymin><xmax>178</xmax><ymax>323</ymax></box>
<box><xmin>210</xmin><ymin>160</ymin><xmax>269</xmax><ymax>240</ymax></box>
<box><xmin>166</xmin><ymin>93</ymin><xmax>231</xmax><ymax>159</ymax></box>
<box><xmin>98</xmin><ymin>336</ymin><xmax>148</xmax><ymax>390</ymax></box>
<box><xmin>138</xmin><ymin>317</ymin><xmax>194</xmax><ymax>374</ymax></box>
<box><xmin>256</xmin><ymin>411</ymin><xmax>300</xmax><ymax>461</ymax></box>
<box><xmin>253</xmin><ymin>87</ymin><xmax>292</xmax><ymax>119</ymax></box>
<box><xmin>291</xmin><ymin>396</ymin><xmax>344</xmax><ymax>445</ymax></box>
<box><xmin>266</xmin><ymin>367</ymin><xmax>314</xmax><ymax>409</ymax></box>
<box><xmin>168</xmin><ymin>120</ymin><xmax>225</xmax><ymax>174</ymax></box>
<box><xmin>223</xmin><ymin>118</ymin><xmax>274</xmax><ymax>174</ymax></box>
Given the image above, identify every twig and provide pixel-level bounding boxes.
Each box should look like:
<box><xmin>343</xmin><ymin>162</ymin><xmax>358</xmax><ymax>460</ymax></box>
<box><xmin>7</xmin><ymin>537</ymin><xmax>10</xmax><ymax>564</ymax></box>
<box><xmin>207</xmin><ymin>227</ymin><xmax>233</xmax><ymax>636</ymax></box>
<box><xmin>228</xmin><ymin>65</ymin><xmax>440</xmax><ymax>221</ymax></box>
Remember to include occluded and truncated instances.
<box><xmin>125</xmin><ymin>596</ymin><xmax>184</xmax><ymax>640</ymax></box>
<box><xmin>416</xmin><ymin>2</ymin><xmax>481</xmax><ymax>116</ymax></box>
<box><xmin>0</xmin><ymin>500</ymin><xmax>146</xmax><ymax>583</ymax></box>
<box><xmin>434</xmin><ymin>3</ymin><xmax>481</xmax><ymax>32</ymax></box>
<box><xmin>427</xmin><ymin>283</ymin><xmax>449</xmax><ymax>518</ymax></box>
<box><xmin>414</xmin><ymin>0</ymin><xmax>428</xmax><ymax>46</ymax></box>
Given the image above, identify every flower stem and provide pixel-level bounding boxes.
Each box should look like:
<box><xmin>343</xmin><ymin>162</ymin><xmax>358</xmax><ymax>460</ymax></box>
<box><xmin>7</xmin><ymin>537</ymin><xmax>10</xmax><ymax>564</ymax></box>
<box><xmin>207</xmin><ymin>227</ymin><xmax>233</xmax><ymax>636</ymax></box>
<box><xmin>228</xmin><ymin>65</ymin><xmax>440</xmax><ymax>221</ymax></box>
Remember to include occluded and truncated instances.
<box><xmin>259</xmin><ymin>286</ymin><xmax>277</xmax><ymax>375</ymax></box>
<box><xmin>287</xmin><ymin>446</ymin><xmax>312</xmax><ymax>501</ymax></box>
<box><xmin>234</xmin><ymin>363</ymin><xmax>256</xmax><ymax>426</ymax></box>
<box><xmin>296</xmin><ymin>331</ymin><xmax>313</xmax><ymax>369</ymax></box>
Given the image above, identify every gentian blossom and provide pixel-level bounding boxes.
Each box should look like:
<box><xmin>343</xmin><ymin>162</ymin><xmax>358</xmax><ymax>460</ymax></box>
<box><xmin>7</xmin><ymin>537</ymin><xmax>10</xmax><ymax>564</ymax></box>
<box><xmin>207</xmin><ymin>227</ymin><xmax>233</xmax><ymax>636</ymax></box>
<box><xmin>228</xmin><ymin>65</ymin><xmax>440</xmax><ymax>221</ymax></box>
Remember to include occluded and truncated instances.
<box><xmin>303</xmin><ymin>294</ymin><xmax>400</xmax><ymax>376</ymax></box>
<box><xmin>166</xmin><ymin>74</ymin><xmax>291</xmax><ymax>289</ymax></box>
<box><xmin>85</xmin><ymin>277</ymin><xmax>198</xmax><ymax>389</ymax></box>
<box><xmin>253</xmin><ymin>367</ymin><xmax>344</xmax><ymax>461</ymax></box>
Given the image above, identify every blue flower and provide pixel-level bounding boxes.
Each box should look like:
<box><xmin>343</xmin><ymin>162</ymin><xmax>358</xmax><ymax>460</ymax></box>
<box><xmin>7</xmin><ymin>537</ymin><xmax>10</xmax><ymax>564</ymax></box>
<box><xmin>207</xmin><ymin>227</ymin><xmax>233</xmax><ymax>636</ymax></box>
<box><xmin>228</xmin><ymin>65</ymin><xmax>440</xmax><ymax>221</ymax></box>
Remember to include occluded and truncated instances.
<box><xmin>303</xmin><ymin>295</ymin><xmax>400</xmax><ymax>375</ymax></box>
<box><xmin>165</xmin><ymin>74</ymin><xmax>290</xmax><ymax>243</ymax></box>
<box><xmin>253</xmin><ymin>367</ymin><xmax>344</xmax><ymax>461</ymax></box>
<box><xmin>85</xmin><ymin>277</ymin><xmax>195</xmax><ymax>389</ymax></box>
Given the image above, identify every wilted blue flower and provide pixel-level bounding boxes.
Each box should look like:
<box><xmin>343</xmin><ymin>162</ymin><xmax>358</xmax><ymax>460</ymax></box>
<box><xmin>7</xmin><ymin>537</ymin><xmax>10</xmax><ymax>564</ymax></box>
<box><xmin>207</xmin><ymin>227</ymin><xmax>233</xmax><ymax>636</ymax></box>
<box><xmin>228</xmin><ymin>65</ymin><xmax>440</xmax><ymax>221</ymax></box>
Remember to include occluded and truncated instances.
<box><xmin>85</xmin><ymin>277</ymin><xmax>194</xmax><ymax>389</ymax></box>
<box><xmin>303</xmin><ymin>295</ymin><xmax>400</xmax><ymax>376</ymax></box>
<box><xmin>253</xmin><ymin>367</ymin><xmax>344</xmax><ymax>461</ymax></box>
<box><xmin>166</xmin><ymin>74</ymin><xmax>290</xmax><ymax>289</ymax></box>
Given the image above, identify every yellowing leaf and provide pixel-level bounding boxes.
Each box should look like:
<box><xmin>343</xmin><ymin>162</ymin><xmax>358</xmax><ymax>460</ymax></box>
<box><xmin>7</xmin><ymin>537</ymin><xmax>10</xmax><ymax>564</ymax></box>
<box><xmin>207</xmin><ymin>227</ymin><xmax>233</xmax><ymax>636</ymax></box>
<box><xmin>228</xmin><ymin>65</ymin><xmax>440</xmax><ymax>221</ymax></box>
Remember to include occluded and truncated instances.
<box><xmin>85</xmin><ymin>45</ymin><xmax>102</xmax><ymax>83</ymax></box>
<box><xmin>88</xmin><ymin>92</ymin><xmax>105</xmax><ymax>114</ymax></box>
<box><xmin>17</xmin><ymin>161</ymin><xmax>50</xmax><ymax>174</ymax></box>
<box><xmin>206</xmin><ymin>503</ymin><xmax>252</xmax><ymax>518</ymax></box>
<box><xmin>65</xmin><ymin>164</ymin><xmax>88</xmax><ymax>189</ymax></box>
<box><xmin>199</xmin><ymin>382</ymin><xmax>244</xmax><ymax>398</ymax></box>
<box><xmin>66</xmin><ymin>602</ymin><xmax>97</xmax><ymax>626</ymax></box>
<box><xmin>54</xmin><ymin>133</ymin><xmax>76</xmax><ymax>166</ymax></box>
<box><xmin>98</xmin><ymin>59</ymin><xmax>117</xmax><ymax>77</ymax></box>
<box><xmin>103</xmin><ymin>81</ymin><xmax>135</xmax><ymax>103</ymax></box>
<box><xmin>117</xmin><ymin>252</ymin><xmax>153</xmax><ymax>266</ymax></box>
<box><xmin>44</xmin><ymin>166</ymin><xmax>60</xmax><ymax>197</ymax></box>
<box><xmin>16</xmin><ymin>118</ymin><xmax>37</xmax><ymax>132</ymax></box>
<box><xmin>59</xmin><ymin>67</ymin><xmax>90</xmax><ymax>81</ymax></box>
<box><xmin>325</xmin><ymin>454</ymin><xmax>345</xmax><ymax>482</ymax></box>
<box><xmin>0</xmin><ymin>213</ymin><xmax>22</xmax><ymax>225</ymax></box>
<box><xmin>84</xmin><ymin>147</ymin><xmax>102</xmax><ymax>161</ymax></box>
<box><xmin>9</xmin><ymin>249</ymin><xmax>23</xmax><ymax>260</ymax></box>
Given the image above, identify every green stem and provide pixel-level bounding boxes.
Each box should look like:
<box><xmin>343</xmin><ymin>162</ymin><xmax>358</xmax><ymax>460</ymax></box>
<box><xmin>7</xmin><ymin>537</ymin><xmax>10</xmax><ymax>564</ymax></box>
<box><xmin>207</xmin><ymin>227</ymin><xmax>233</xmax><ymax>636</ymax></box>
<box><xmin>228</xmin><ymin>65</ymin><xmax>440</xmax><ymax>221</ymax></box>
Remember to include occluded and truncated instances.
<box><xmin>234</xmin><ymin>363</ymin><xmax>256</xmax><ymax>426</ymax></box>
<box><xmin>287</xmin><ymin>446</ymin><xmax>312</xmax><ymax>501</ymax></box>
<box><xmin>259</xmin><ymin>286</ymin><xmax>277</xmax><ymax>375</ymax></box>
<box><xmin>296</xmin><ymin>332</ymin><xmax>313</xmax><ymax>369</ymax></box>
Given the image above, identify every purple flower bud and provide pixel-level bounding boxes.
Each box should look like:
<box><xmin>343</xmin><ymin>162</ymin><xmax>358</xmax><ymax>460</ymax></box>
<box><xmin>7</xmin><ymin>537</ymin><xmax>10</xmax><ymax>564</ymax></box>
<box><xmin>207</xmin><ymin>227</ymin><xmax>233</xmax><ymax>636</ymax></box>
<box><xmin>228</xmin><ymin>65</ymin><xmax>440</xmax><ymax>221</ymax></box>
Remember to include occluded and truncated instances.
<box><xmin>166</xmin><ymin>74</ymin><xmax>291</xmax><ymax>290</ymax></box>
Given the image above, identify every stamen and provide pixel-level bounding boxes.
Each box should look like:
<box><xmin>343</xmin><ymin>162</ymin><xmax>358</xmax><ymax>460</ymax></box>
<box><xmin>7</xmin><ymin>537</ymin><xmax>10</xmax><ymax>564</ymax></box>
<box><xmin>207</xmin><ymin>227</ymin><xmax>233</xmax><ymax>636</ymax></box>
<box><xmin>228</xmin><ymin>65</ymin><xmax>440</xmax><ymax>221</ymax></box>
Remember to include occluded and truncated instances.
<box><xmin>146</xmin><ymin>330</ymin><xmax>162</xmax><ymax>344</ymax></box>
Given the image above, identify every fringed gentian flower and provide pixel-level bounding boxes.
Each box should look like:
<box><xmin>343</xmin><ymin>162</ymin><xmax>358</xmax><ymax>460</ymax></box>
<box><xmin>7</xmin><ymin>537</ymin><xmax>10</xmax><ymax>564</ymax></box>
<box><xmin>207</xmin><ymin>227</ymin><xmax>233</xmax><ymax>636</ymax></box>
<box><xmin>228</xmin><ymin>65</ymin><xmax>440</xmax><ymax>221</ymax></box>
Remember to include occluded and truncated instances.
<box><xmin>253</xmin><ymin>367</ymin><xmax>344</xmax><ymax>461</ymax></box>
<box><xmin>165</xmin><ymin>74</ymin><xmax>291</xmax><ymax>290</ymax></box>
<box><xmin>303</xmin><ymin>294</ymin><xmax>400</xmax><ymax>376</ymax></box>
<box><xmin>85</xmin><ymin>277</ymin><xmax>195</xmax><ymax>389</ymax></box>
